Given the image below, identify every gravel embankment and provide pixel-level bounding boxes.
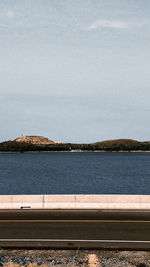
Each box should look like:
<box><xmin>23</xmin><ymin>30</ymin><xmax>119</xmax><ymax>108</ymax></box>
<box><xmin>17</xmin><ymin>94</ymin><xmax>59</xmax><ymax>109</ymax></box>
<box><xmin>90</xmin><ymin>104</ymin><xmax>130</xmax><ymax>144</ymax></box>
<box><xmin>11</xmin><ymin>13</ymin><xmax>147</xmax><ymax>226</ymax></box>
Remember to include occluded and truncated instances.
<box><xmin>0</xmin><ymin>249</ymin><xmax>150</xmax><ymax>266</ymax></box>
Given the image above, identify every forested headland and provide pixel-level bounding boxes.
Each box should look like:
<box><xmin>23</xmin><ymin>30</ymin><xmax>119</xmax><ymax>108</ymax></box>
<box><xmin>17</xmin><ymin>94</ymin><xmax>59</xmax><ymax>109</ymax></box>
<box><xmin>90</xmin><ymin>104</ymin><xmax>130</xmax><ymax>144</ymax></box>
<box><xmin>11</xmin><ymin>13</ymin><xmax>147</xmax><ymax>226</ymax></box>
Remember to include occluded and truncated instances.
<box><xmin>0</xmin><ymin>136</ymin><xmax>150</xmax><ymax>152</ymax></box>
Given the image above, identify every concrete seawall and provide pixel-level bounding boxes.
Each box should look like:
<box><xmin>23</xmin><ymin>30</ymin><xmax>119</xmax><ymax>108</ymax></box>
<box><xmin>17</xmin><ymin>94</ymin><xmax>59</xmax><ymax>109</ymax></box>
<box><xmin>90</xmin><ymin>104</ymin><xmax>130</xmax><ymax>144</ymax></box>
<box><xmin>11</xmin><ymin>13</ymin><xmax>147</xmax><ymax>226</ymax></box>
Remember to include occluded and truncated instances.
<box><xmin>0</xmin><ymin>195</ymin><xmax>150</xmax><ymax>209</ymax></box>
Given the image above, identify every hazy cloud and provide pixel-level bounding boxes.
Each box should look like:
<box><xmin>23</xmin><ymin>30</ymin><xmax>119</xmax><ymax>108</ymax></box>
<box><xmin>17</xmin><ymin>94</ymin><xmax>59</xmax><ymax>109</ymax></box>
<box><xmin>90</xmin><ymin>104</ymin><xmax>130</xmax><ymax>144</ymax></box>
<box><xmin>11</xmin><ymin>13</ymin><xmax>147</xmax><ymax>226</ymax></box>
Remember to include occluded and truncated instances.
<box><xmin>87</xmin><ymin>20</ymin><xmax>130</xmax><ymax>30</ymax></box>
<box><xmin>5</xmin><ymin>10</ymin><xmax>15</xmax><ymax>19</ymax></box>
<box><xmin>0</xmin><ymin>0</ymin><xmax>150</xmax><ymax>142</ymax></box>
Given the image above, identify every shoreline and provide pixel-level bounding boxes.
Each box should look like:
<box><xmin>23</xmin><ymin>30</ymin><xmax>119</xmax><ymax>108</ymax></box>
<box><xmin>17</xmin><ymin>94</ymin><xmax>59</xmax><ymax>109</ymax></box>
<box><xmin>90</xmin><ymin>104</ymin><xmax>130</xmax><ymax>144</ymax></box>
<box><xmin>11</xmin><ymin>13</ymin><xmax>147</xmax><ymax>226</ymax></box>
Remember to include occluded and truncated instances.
<box><xmin>0</xmin><ymin>150</ymin><xmax>150</xmax><ymax>154</ymax></box>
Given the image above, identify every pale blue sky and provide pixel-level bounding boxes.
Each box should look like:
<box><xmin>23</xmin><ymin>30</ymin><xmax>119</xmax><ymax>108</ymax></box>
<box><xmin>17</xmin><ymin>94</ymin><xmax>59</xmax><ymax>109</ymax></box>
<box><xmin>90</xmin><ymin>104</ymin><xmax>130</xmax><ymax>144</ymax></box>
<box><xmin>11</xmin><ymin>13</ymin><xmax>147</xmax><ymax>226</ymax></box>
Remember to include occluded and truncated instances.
<box><xmin>0</xmin><ymin>0</ymin><xmax>150</xmax><ymax>143</ymax></box>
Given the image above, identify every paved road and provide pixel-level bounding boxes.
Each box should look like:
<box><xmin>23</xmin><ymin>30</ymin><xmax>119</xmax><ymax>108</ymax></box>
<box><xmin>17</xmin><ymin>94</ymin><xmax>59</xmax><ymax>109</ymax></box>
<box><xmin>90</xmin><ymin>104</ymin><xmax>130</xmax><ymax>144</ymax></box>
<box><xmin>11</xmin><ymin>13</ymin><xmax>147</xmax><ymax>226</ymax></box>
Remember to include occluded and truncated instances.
<box><xmin>0</xmin><ymin>209</ymin><xmax>150</xmax><ymax>248</ymax></box>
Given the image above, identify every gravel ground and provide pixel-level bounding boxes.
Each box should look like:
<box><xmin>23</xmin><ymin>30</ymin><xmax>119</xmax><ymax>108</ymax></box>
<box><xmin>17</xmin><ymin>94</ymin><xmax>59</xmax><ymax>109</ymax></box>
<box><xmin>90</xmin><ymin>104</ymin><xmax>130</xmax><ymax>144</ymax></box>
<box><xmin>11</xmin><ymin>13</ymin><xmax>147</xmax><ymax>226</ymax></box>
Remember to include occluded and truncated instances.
<box><xmin>0</xmin><ymin>249</ymin><xmax>150</xmax><ymax>266</ymax></box>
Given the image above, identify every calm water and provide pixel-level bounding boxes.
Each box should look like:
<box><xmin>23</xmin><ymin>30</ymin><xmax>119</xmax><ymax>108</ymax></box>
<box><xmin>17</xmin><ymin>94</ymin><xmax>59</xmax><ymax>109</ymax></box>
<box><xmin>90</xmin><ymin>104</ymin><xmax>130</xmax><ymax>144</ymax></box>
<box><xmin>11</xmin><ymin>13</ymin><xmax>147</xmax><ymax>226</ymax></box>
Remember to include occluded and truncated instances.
<box><xmin>0</xmin><ymin>152</ymin><xmax>150</xmax><ymax>195</ymax></box>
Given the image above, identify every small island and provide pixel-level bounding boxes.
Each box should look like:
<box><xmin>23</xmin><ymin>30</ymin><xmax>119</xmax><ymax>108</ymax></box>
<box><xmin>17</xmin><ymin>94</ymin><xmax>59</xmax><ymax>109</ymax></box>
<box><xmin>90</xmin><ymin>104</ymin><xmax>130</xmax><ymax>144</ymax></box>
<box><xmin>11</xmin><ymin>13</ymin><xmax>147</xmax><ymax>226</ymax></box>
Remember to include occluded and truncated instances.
<box><xmin>0</xmin><ymin>136</ymin><xmax>150</xmax><ymax>153</ymax></box>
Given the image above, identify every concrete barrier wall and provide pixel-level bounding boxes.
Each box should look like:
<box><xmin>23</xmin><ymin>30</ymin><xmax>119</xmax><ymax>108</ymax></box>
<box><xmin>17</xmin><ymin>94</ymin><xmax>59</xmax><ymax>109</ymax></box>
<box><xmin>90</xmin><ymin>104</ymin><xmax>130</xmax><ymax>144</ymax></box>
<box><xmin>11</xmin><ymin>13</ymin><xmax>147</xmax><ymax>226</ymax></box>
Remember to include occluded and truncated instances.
<box><xmin>0</xmin><ymin>195</ymin><xmax>150</xmax><ymax>209</ymax></box>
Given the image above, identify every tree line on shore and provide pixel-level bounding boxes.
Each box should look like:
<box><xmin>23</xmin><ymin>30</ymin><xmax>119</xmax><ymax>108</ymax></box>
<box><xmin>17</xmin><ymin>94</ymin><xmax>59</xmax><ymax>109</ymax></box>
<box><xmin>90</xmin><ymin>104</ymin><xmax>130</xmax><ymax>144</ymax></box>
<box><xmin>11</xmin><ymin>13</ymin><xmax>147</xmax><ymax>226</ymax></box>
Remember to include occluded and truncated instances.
<box><xmin>0</xmin><ymin>139</ymin><xmax>150</xmax><ymax>152</ymax></box>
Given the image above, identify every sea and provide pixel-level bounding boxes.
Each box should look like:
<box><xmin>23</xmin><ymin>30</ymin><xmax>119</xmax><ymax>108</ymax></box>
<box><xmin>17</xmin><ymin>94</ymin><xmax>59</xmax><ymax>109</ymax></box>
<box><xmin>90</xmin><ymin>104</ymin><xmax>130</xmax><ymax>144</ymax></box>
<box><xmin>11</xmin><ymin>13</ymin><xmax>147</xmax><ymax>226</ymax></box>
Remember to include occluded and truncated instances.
<box><xmin>0</xmin><ymin>152</ymin><xmax>150</xmax><ymax>195</ymax></box>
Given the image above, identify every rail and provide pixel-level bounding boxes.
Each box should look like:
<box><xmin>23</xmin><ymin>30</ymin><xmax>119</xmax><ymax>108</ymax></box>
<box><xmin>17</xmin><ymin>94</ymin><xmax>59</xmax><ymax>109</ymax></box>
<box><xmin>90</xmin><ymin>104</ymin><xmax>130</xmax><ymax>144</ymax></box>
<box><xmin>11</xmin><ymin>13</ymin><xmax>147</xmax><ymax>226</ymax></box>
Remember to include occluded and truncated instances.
<box><xmin>0</xmin><ymin>195</ymin><xmax>150</xmax><ymax>209</ymax></box>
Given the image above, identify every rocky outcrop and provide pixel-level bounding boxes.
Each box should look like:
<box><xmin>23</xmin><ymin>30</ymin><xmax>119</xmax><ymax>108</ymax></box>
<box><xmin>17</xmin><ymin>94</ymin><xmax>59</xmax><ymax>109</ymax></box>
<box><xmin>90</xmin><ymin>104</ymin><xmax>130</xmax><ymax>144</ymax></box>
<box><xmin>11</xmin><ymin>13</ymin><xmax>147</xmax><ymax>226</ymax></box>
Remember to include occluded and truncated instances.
<box><xmin>15</xmin><ymin>136</ymin><xmax>55</xmax><ymax>145</ymax></box>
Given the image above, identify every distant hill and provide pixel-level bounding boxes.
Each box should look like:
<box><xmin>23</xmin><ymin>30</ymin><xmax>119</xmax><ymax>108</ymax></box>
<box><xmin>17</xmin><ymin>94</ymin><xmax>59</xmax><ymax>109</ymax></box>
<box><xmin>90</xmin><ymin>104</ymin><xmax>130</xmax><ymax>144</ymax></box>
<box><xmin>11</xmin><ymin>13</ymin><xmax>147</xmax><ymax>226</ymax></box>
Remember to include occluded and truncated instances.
<box><xmin>92</xmin><ymin>139</ymin><xmax>140</xmax><ymax>146</ymax></box>
<box><xmin>0</xmin><ymin>137</ymin><xmax>150</xmax><ymax>152</ymax></box>
<box><xmin>15</xmin><ymin>136</ymin><xmax>55</xmax><ymax>145</ymax></box>
<box><xmin>91</xmin><ymin>139</ymin><xmax>148</xmax><ymax>151</ymax></box>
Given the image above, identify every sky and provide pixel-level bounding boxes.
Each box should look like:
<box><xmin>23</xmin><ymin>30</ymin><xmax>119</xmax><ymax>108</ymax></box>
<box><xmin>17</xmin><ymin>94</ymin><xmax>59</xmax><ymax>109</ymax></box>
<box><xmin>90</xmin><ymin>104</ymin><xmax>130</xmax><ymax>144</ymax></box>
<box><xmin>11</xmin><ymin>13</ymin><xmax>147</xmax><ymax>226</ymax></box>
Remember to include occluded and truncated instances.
<box><xmin>0</xmin><ymin>0</ymin><xmax>150</xmax><ymax>143</ymax></box>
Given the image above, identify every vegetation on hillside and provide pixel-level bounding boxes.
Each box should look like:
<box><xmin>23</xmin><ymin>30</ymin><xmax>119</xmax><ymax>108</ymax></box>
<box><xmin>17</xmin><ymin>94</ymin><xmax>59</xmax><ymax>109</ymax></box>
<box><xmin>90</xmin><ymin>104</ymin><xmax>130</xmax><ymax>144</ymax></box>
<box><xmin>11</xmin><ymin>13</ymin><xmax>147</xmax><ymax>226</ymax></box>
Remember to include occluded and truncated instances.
<box><xmin>0</xmin><ymin>138</ymin><xmax>150</xmax><ymax>152</ymax></box>
<box><xmin>90</xmin><ymin>139</ymin><xmax>150</xmax><ymax>151</ymax></box>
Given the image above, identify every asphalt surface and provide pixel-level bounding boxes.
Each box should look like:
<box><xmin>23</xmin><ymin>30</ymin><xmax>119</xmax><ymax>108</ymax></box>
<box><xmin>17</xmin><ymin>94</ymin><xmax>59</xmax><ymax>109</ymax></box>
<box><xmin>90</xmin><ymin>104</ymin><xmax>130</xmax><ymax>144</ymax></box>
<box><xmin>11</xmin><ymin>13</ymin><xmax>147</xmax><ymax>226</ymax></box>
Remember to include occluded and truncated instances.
<box><xmin>0</xmin><ymin>209</ymin><xmax>150</xmax><ymax>248</ymax></box>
